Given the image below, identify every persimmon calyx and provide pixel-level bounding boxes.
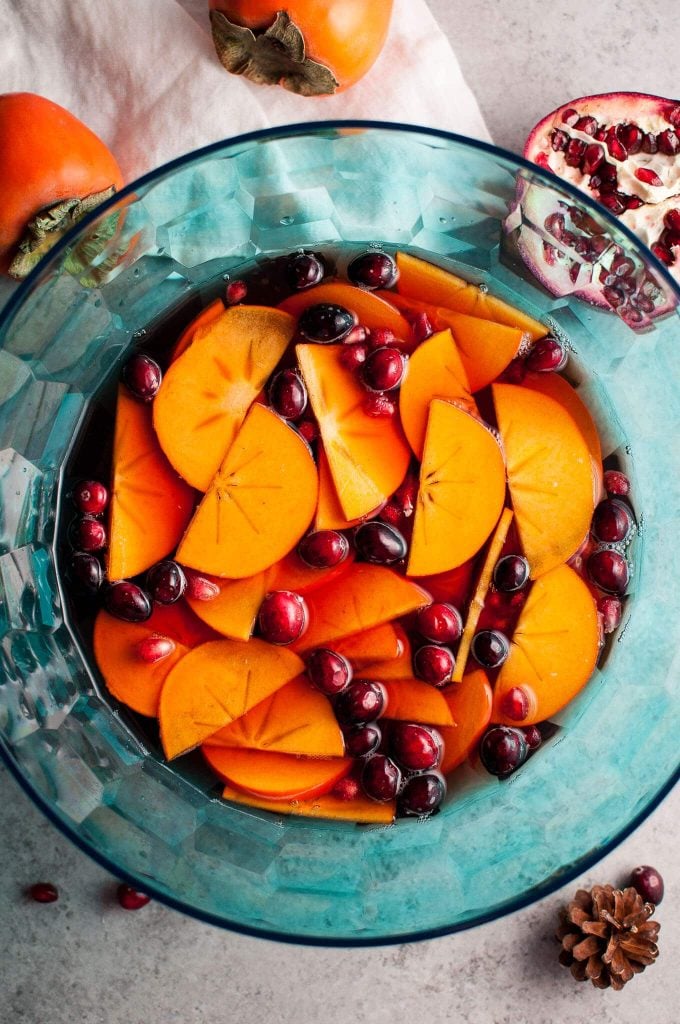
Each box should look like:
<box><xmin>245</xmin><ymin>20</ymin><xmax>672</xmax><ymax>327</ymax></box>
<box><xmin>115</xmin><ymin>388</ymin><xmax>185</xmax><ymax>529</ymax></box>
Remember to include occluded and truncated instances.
<box><xmin>210</xmin><ymin>10</ymin><xmax>339</xmax><ymax>96</ymax></box>
<box><xmin>9</xmin><ymin>186</ymin><xmax>117</xmax><ymax>279</ymax></box>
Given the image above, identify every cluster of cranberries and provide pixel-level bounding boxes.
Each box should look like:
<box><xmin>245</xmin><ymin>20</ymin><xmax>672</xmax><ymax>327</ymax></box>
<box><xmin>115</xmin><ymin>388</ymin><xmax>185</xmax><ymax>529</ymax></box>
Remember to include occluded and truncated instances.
<box><xmin>586</xmin><ymin>470</ymin><xmax>634</xmax><ymax>628</ymax></box>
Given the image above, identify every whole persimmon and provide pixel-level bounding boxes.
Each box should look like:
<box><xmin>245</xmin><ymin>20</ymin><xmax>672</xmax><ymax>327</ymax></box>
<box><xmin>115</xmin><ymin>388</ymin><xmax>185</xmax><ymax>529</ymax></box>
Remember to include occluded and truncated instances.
<box><xmin>0</xmin><ymin>93</ymin><xmax>123</xmax><ymax>278</ymax></box>
<box><xmin>209</xmin><ymin>0</ymin><xmax>393</xmax><ymax>95</ymax></box>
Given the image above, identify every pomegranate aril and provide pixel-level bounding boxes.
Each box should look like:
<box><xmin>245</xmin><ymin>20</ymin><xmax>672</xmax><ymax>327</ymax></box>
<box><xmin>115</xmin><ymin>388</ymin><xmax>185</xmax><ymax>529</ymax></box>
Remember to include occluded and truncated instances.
<box><xmin>581</xmin><ymin>144</ymin><xmax>604</xmax><ymax>175</ymax></box>
<box><xmin>670</xmin><ymin>105</ymin><xmax>680</xmax><ymax>129</ymax></box>
<box><xmin>587</xmin><ymin>548</ymin><xmax>629</xmax><ymax>595</ymax></box>
<box><xmin>335</xmin><ymin>680</ymin><xmax>387</xmax><ymax>726</ymax></box>
<box><xmin>298</xmin><ymin>530</ymin><xmax>349</xmax><ymax>568</ymax></box>
<box><xmin>257</xmin><ymin>590</ymin><xmax>308</xmax><ymax>645</ymax></box>
<box><xmin>298</xmin><ymin>303</ymin><xmax>355</xmax><ymax>343</ymax></box>
<box><xmin>121</xmin><ymin>353</ymin><xmax>162</xmax><ymax>403</ymax></box>
<box><xmin>390</xmin><ymin>722</ymin><xmax>443</xmax><ymax>772</ymax></box>
<box><xmin>361</xmin><ymin>347</ymin><xmax>407</xmax><ymax>392</ymax></box>
<box><xmin>629</xmin><ymin>865</ymin><xmax>664</xmax><ymax>906</ymax></box>
<box><xmin>499</xmin><ymin>686</ymin><xmax>532</xmax><ymax>723</ymax></box>
<box><xmin>71</xmin><ymin>516</ymin><xmax>107</xmax><ymax>552</ymax></box>
<box><xmin>287</xmin><ymin>251</ymin><xmax>324</xmax><ymax>290</ymax></box>
<box><xmin>354</xmin><ymin>521</ymin><xmax>407</xmax><ymax>564</ymax></box>
<box><xmin>574</xmin><ymin>115</ymin><xmax>597</xmax><ymax>136</ymax></box>
<box><xmin>522</xmin><ymin>725</ymin><xmax>543</xmax><ymax>752</ymax></box>
<box><xmin>28</xmin><ymin>882</ymin><xmax>59</xmax><ymax>903</ymax></box>
<box><xmin>411</xmin><ymin>312</ymin><xmax>433</xmax><ymax>344</ymax></box>
<box><xmin>366</xmin><ymin>327</ymin><xmax>397</xmax><ymax>352</ymax></box>
<box><xmin>603</xmin><ymin>469</ymin><xmax>630</xmax><ymax>496</ymax></box>
<box><xmin>393</xmin><ymin>474</ymin><xmax>418</xmax><ymax>517</ymax></box>
<box><xmin>184</xmin><ymin>570</ymin><xmax>219</xmax><ymax>601</ymax></box>
<box><xmin>347</xmin><ymin>251</ymin><xmax>398</xmax><ymax>290</ymax></box>
<box><xmin>657</xmin><ymin>129</ymin><xmax>680</xmax><ymax>156</ymax></box>
<box><xmin>69</xmin><ymin>552</ymin><xmax>104</xmax><ymax>593</ymax></box>
<box><xmin>363</xmin><ymin>393</ymin><xmax>396</xmax><ymax>418</ymax></box>
<box><xmin>611</xmin><ymin>255</ymin><xmax>635</xmax><ymax>277</ymax></box>
<box><xmin>641</xmin><ymin>132</ymin><xmax>658</xmax><ymax>154</ymax></box>
<box><xmin>617</xmin><ymin>123</ymin><xmax>643</xmax><ymax>154</ymax></box>
<box><xmin>361</xmin><ymin>753</ymin><xmax>401</xmax><ymax>802</ymax></box>
<box><xmin>525</xmin><ymin>336</ymin><xmax>567</xmax><ymax>372</ymax></box>
<box><xmin>331</xmin><ymin>777</ymin><xmax>361</xmax><ymax>801</ymax></box>
<box><xmin>398</xmin><ymin>772</ymin><xmax>446</xmax><ymax>816</ymax></box>
<box><xmin>493</xmin><ymin>554</ymin><xmax>530</xmax><ymax>593</ymax></box>
<box><xmin>479</xmin><ymin>725</ymin><xmax>528</xmax><ymax>778</ymax></box>
<box><xmin>416</xmin><ymin>602</ymin><xmax>462</xmax><ymax>645</ymax></box>
<box><xmin>600</xmin><ymin>193</ymin><xmax>627</xmax><ymax>216</ymax></box>
<box><xmin>413</xmin><ymin>644</ymin><xmax>455</xmax><ymax>688</ymax></box>
<box><xmin>339</xmin><ymin>341</ymin><xmax>368</xmax><ymax>372</ymax></box>
<box><xmin>565</xmin><ymin>139</ymin><xmax>585</xmax><ymax>167</ymax></box>
<box><xmin>306</xmin><ymin>648</ymin><xmax>352</xmax><ymax>696</ymax></box>
<box><xmin>625</xmin><ymin>195</ymin><xmax>643</xmax><ymax>210</ymax></box>
<box><xmin>544</xmin><ymin>212</ymin><xmax>565</xmax><ymax>240</ymax></box>
<box><xmin>225</xmin><ymin>279</ymin><xmax>247</xmax><ymax>305</ymax></box>
<box><xmin>561</xmin><ymin>108</ymin><xmax>579</xmax><ymax>126</ymax></box>
<box><xmin>664</xmin><ymin>208</ymin><xmax>680</xmax><ymax>233</ymax></box>
<box><xmin>104</xmin><ymin>581</ymin><xmax>152</xmax><ymax>623</ymax></box>
<box><xmin>72</xmin><ymin>479</ymin><xmax>108</xmax><ymax>516</ymax></box>
<box><xmin>598</xmin><ymin>594</ymin><xmax>622</xmax><ymax>634</ymax></box>
<box><xmin>471</xmin><ymin>629</ymin><xmax>510</xmax><ymax>669</ymax></box>
<box><xmin>635</xmin><ymin>167</ymin><xmax>664</xmax><ymax>188</ymax></box>
<box><xmin>543</xmin><ymin>242</ymin><xmax>558</xmax><ymax>266</ymax></box>
<box><xmin>591</xmin><ymin>498</ymin><xmax>633</xmax><ymax>543</ymax></box>
<box><xmin>117</xmin><ymin>884</ymin><xmax>151</xmax><ymax>910</ymax></box>
<box><xmin>297</xmin><ymin>418</ymin><xmax>320</xmax><ymax>443</ymax></box>
<box><xmin>343</xmin><ymin>723</ymin><xmax>382</xmax><ymax>758</ymax></box>
<box><xmin>379</xmin><ymin>504</ymin><xmax>403</xmax><ymax>528</ymax></box>
<box><xmin>146</xmin><ymin>560</ymin><xmax>186</xmax><ymax>604</ymax></box>
<box><xmin>136</xmin><ymin>635</ymin><xmax>176</xmax><ymax>664</ymax></box>
<box><xmin>268</xmin><ymin>368</ymin><xmax>308</xmax><ymax>420</ymax></box>
<box><xmin>605</xmin><ymin>129</ymin><xmax>627</xmax><ymax>162</ymax></box>
<box><xmin>603</xmin><ymin>285</ymin><xmax>625</xmax><ymax>308</ymax></box>
<box><xmin>551</xmin><ymin>129</ymin><xmax>568</xmax><ymax>152</ymax></box>
<box><xmin>651</xmin><ymin>242</ymin><xmax>674</xmax><ymax>265</ymax></box>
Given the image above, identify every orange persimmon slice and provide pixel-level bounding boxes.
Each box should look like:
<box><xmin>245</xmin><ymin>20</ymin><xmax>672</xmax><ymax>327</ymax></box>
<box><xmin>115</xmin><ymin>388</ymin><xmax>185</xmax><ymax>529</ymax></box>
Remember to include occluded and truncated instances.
<box><xmin>411</xmin><ymin>557</ymin><xmax>477</xmax><ymax>607</ymax></box>
<box><xmin>107</xmin><ymin>386</ymin><xmax>194</xmax><ymax>581</ymax></box>
<box><xmin>407</xmin><ymin>400</ymin><xmax>506</xmax><ymax>577</ymax></box>
<box><xmin>203</xmin><ymin>747</ymin><xmax>352</xmax><ymax>801</ymax></box>
<box><xmin>279</xmin><ymin>281</ymin><xmax>411</xmax><ymax>337</ymax></box>
<box><xmin>268</xmin><ymin>546</ymin><xmax>354</xmax><ymax>595</ymax></box>
<box><xmin>382</xmin><ymin>680</ymin><xmax>455</xmax><ymax>727</ymax></box>
<box><xmin>314</xmin><ymin>444</ymin><xmax>365</xmax><ymax>531</ymax></box>
<box><xmin>170</xmin><ymin>298</ymin><xmax>225</xmax><ymax>362</ymax></box>
<box><xmin>184</xmin><ymin>570</ymin><xmax>272</xmax><ymax>640</ymax></box>
<box><xmin>153</xmin><ymin>305</ymin><xmax>295</xmax><ymax>491</ymax></box>
<box><xmin>176</xmin><ymin>404</ymin><xmax>318</xmax><ymax>578</ymax></box>
<box><xmin>359</xmin><ymin>626</ymin><xmax>413</xmax><ymax>679</ymax></box>
<box><xmin>334</xmin><ymin>623</ymin><xmax>402</xmax><ymax>668</ymax></box>
<box><xmin>439</xmin><ymin>669</ymin><xmax>493</xmax><ymax>773</ymax></box>
<box><xmin>221</xmin><ymin>785</ymin><xmax>395</xmax><ymax>823</ymax></box>
<box><xmin>159</xmin><ymin>637</ymin><xmax>304</xmax><ymax>759</ymax></box>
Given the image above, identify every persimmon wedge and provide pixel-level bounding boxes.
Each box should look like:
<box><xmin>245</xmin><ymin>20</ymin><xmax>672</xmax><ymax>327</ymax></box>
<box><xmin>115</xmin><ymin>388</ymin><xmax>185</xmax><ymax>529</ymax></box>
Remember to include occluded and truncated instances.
<box><xmin>314</xmin><ymin>444</ymin><xmax>364</xmax><ymax>531</ymax></box>
<box><xmin>159</xmin><ymin>637</ymin><xmax>304</xmax><ymax>759</ymax></box>
<box><xmin>439</xmin><ymin>669</ymin><xmax>493</xmax><ymax>773</ymax></box>
<box><xmin>334</xmin><ymin>623</ymin><xmax>402</xmax><ymax>668</ymax></box>
<box><xmin>492</xmin><ymin>564</ymin><xmax>599</xmax><ymax>725</ymax></box>
<box><xmin>153</xmin><ymin>305</ymin><xmax>295</xmax><ymax>491</ymax></box>
<box><xmin>407</xmin><ymin>400</ymin><xmax>506</xmax><ymax>576</ymax></box>
<box><xmin>279</xmin><ymin>281</ymin><xmax>410</xmax><ymax>337</ymax></box>
<box><xmin>185</xmin><ymin>569</ymin><xmax>272</xmax><ymax>640</ymax></box>
<box><xmin>203</xmin><ymin>747</ymin><xmax>351</xmax><ymax>801</ymax></box>
<box><xmin>221</xmin><ymin>785</ymin><xmax>395</xmax><ymax>823</ymax></box>
<box><xmin>107</xmin><ymin>386</ymin><xmax>194</xmax><ymax>581</ymax></box>
<box><xmin>297</xmin><ymin>343</ymin><xmax>410</xmax><ymax>521</ymax></box>
<box><xmin>382</xmin><ymin>680</ymin><xmax>455</xmax><ymax>727</ymax></box>
<box><xmin>170</xmin><ymin>298</ymin><xmax>225</xmax><ymax>362</ymax></box>
<box><xmin>176</xmin><ymin>404</ymin><xmax>318</xmax><ymax>578</ymax></box>
<box><xmin>492</xmin><ymin>383</ymin><xmax>595</xmax><ymax>578</ymax></box>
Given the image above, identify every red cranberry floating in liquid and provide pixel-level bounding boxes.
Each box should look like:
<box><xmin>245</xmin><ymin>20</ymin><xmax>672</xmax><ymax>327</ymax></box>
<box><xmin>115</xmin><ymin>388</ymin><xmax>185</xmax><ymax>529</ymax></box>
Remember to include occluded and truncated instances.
<box><xmin>598</xmin><ymin>594</ymin><xmax>622</xmax><ymax>634</ymax></box>
<box><xmin>184</xmin><ymin>570</ymin><xmax>220</xmax><ymax>602</ymax></box>
<box><xmin>343</xmin><ymin>324</ymin><xmax>368</xmax><ymax>346</ymax></box>
<box><xmin>603</xmin><ymin>469</ymin><xmax>630</xmax><ymax>496</ymax></box>
<box><xmin>72</xmin><ymin>516</ymin><xmax>107</xmax><ymax>552</ymax></box>
<box><xmin>493</xmin><ymin>554</ymin><xmax>530</xmax><ymax>593</ymax></box>
<box><xmin>305</xmin><ymin>648</ymin><xmax>352</xmax><ymax>696</ymax></box>
<box><xmin>363</xmin><ymin>393</ymin><xmax>396</xmax><ymax>418</ymax></box>
<box><xmin>398</xmin><ymin>771</ymin><xmax>446</xmax><ymax>816</ymax></box>
<box><xmin>339</xmin><ymin>341</ymin><xmax>368</xmax><ymax>372</ymax></box>
<box><xmin>28</xmin><ymin>882</ymin><xmax>59</xmax><ymax>903</ymax></box>
<box><xmin>258</xmin><ymin>590</ymin><xmax>308</xmax><ymax>645</ymax></box>
<box><xmin>416</xmin><ymin>602</ymin><xmax>463</xmax><ymax>645</ymax></box>
<box><xmin>334</xmin><ymin>680</ymin><xmax>387</xmax><ymax>726</ymax></box>
<box><xmin>298</xmin><ymin>303</ymin><xmax>355</xmax><ymax>343</ymax></box>
<box><xmin>521</xmin><ymin>725</ymin><xmax>543</xmax><ymax>752</ymax></box>
<box><xmin>499</xmin><ymin>686</ymin><xmax>532</xmax><ymax>723</ymax></box>
<box><xmin>69</xmin><ymin>552</ymin><xmax>103</xmax><ymax>594</ymax></box>
<box><xmin>121</xmin><ymin>353</ymin><xmax>162</xmax><ymax>403</ymax></box>
<box><xmin>587</xmin><ymin>548</ymin><xmax>629</xmax><ymax>595</ymax></box>
<box><xmin>287</xmin><ymin>251</ymin><xmax>324</xmax><ymax>290</ymax></box>
<box><xmin>361</xmin><ymin>347</ymin><xmax>407</xmax><ymax>392</ymax></box>
<box><xmin>411</xmin><ymin>312</ymin><xmax>433</xmax><ymax>344</ymax></box>
<box><xmin>347</xmin><ymin>250</ymin><xmax>398</xmax><ymax>290</ymax></box>
<box><xmin>367</xmin><ymin>326</ymin><xmax>397</xmax><ymax>351</ymax></box>
<box><xmin>591</xmin><ymin>498</ymin><xmax>633</xmax><ymax>543</ymax></box>
<box><xmin>629</xmin><ymin>865</ymin><xmax>664</xmax><ymax>905</ymax></box>
<box><xmin>354</xmin><ymin>521</ymin><xmax>407</xmax><ymax>565</ymax></box>
<box><xmin>525</xmin><ymin>336</ymin><xmax>567</xmax><ymax>372</ymax></box>
<box><xmin>471</xmin><ymin>630</ymin><xmax>510</xmax><ymax>669</ymax></box>
<box><xmin>361</xmin><ymin>753</ymin><xmax>402</xmax><ymax>802</ymax></box>
<box><xmin>146</xmin><ymin>560</ymin><xmax>186</xmax><ymax>605</ymax></box>
<box><xmin>297</xmin><ymin>418</ymin><xmax>319</xmax><ymax>444</ymax></box>
<box><xmin>390</xmin><ymin>722</ymin><xmax>443</xmax><ymax>772</ymax></box>
<box><xmin>343</xmin><ymin>723</ymin><xmax>382</xmax><ymax>758</ymax></box>
<box><xmin>225</xmin><ymin>279</ymin><xmax>247</xmax><ymax>304</ymax></box>
<box><xmin>72</xmin><ymin>479</ymin><xmax>108</xmax><ymax>516</ymax></box>
<box><xmin>104</xmin><ymin>581</ymin><xmax>153</xmax><ymax>623</ymax></box>
<box><xmin>331</xmin><ymin>776</ymin><xmax>361</xmax><ymax>801</ymax></box>
<box><xmin>413</xmin><ymin>644</ymin><xmax>455</xmax><ymax>687</ymax></box>
<box><xmin>268</xmin><ymin>368</ymin><xmax>308</xmax><ymax>421</ymax></box>
<box><xmin>117</xmin><ymin>884</ymin><xmax>151</xmax><ymax>910</ymax></box>
<box><xmin>479</xmin><ymin>725</ymin><xmax>528</xmax><ymax>778</ymax></box>
<box><xmin>297</xmin><ymin>530</ymin><xmax>349</xmax><ymax>568</ymax></box>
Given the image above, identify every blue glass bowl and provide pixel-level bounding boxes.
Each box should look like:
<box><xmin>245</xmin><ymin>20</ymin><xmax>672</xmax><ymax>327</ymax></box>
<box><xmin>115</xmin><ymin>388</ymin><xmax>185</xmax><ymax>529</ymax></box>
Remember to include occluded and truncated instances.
<box><xmin>1</xmin><ymin>122</ymin><xmax>678</xmax><ymax>945</ymax></box>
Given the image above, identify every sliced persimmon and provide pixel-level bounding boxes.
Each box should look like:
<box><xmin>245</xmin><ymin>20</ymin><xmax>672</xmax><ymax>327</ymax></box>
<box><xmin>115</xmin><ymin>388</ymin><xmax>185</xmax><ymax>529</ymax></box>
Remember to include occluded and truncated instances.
<box><xmin>439</xmin><ymin>669</ymin><xmax>493</xmax><ymax>773</ymax></box>
<box><xmin>382</xmin><ymin>680</ymin><xmax>455</xmax><ymax>727</ymax></box>
<box><xmin>202</xmin><ymin>747</ymin><xmax>351</xmax><ymax>800</ymax></box>
<box><xmin>108</xmin><ymin>386</ymin><xmax>194</xmax><ymax>581</ymax></box>
<box><xmin>184</xmin><ymin>569</ymin><xmax>272</xmax><ymax>640</ymax></box>
<box><xmin>268</xmin><ymin>547</ymin><xmax>353</xmax><ymax>595</ymax></box>
<box><xmin>176</xmin><ymin>404</ymin><xmax>318</xmax><ymax>578</ymax></box>
<box><xmin>295</xmin><ymin>565</ymin><xmax>429</xmax><ymax>652</ymax></box>
<box><xmin>221</xmin><ymin>785</ymin><xmax>395</xmax><ymax>823</ymax></box>
<box><xmin>334</xmin><ymin>623</ymin><xmax>402</xmax><ymax>668</ymax></box>
<box><xmin>170</xmin><ymin>298</ymin><xmax>225</xmax><ymax>362</ymax></box>
<box><xmin>207</xmin><ymin>675</ymin><xmax>344</xmax><ymax>757</ymax></box>
<box><xmin>297</xmin><ymin>343</ymin><xmax>410</xmax><ymax>520</ymax></box>
<box><xmin>493</xmin><ymin>564</ymin><xmax>599</xmax><ymax>725</ymax></box>
<box><xmin>492</xmin><ymin>383</ymin><xmax>595</xmax><ymax>578</ymax></box>
<box><xmin>159</xmin><ymin>637</ymin><xmax>303</xmax><ymax>759</ymax></box>
<box><xmin>314</xmin><ymin>444</ymin><xmax>364</xmax><ymax>531</ymax></box>
<box><xmin>93</xmin><ymin>602</ymin><xmax>216</xmax><ymax>717</ymax></box>
<box><xmin>399</xmin><ymin>329</ymin><xmax>476</xmax><ymax>459</ymax></box>
<box><xmin>395</xmin><ymin>251</ymin><xmax>546</xmax><ymax>341</ymax></box>
<box><xmin>412</xmin><ymin>558</ymin><xmax>477</xmax><ymax>606</ymax></box>
<box><xmin>407</xmin><ymin>400</ymin><xmax>506</xmax><ymax>577</ymax></box>
<box><xmin>359</xmin><ymin>626</ymin><xmax>413</xmax><ymax>679</ymax></box>
<box><xmin>153</xmin><ymin>305</ymin><xmax>295</xmax><ymax>490</ymax></box>
<box><xmin>279</xmin><ymin>281</ymin><xmax>411</xmax><ymax>337</ymax></box>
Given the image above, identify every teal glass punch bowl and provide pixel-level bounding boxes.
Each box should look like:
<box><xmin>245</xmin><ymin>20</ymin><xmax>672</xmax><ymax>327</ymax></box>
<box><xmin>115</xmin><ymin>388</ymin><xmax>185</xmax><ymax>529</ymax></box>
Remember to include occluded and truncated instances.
<box><xmin>0</xmin><ymin>122</ymin><xmax>678</xmax><ymax>945</ymax></box>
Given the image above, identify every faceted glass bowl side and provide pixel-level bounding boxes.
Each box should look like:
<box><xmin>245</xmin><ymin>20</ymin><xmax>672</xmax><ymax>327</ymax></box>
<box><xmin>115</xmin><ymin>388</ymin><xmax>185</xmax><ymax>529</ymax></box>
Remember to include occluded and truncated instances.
<box><xmin>0</xmin><ymin>123</ymin><xmax>679</xmax><ymax>944</ymax></box>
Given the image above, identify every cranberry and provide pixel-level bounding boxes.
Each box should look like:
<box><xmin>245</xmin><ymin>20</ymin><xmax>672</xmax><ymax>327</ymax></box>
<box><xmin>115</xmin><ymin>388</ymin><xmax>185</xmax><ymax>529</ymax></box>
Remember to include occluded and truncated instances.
<box><xmin>411</xmin><ymin>312</ymin><xmax>433</xmax><ymax>344</ymax></box>
<box><xmin>72</xmin><ymin>479</ymin><xmax>108</xmax><ymax>516</ymax></box>
<box><xmin>117</xmin><ymin>884</ymin><xmax>151</xmax><ymax>910</ymax></box>
<box><xmin>591</xmin><ymin>498</ymin><xmax>633</xmax><ymax>543</ymax></box>
<box><xmin>71</xmin><ymin>516</ymin><xmax>107</xmax><ymax>552</ymax></box>
<box><xmin>339</xmin><ymin>341</ymin><xmax>368</xmax><ymax>372</ymax></box>
<box><xmin>225</xmin><ymin>279</ymin><xmax>247</xmax><ymax>304</ymax></box>
<box><xmin>347</xmin><ymin>251</ymin><xmax>398</xmax><ymax>290</ymax></box>
<box><xmin>363</xmin><ymin>393</ymin><xmax>396</xmax><ymax>417</ymax></box>
<box><xmin>525</xmin><ymin>337</ymin><xmax>567</xmax><ymax>372</ymax></box>
<box><xmin>28</xmin><ymin>882</ymin><xmax>58</xmax><ymax>903</ymax></box>
<box><xmin>258</xmin><ymin>590</ymin><xmax>308</xmax><ymax>645</ymax></box>
<box><xmin>471</xmin><ymin>630</ymin><xmax>510</xmax><ymax>669</ymax></box>
<box><xmin>479</xmin><ymin>725</ymin><xmax>528</xmax><ymax>778</ymax></box>
<box><xmin>287</xmin><ymin>251</ymin><xmax>324</xmax><ymax>290</ymax></box>
<box><xmin>334</xmin><ymin>680</ymin><xmax>386</xmax><ymax>725</ymax></box>
<box><xmin>361</xmin><ymin>754</ymin><xmax>401</xmax><ymax>802</ymax></box>
<box><xmin>587</xmin><ymin>548</ymin><xmax>629</xmax><ymax>595</ymax></box>
<box><xmin>343</xmin><ymin>723</ymin><xmax>382</xmax><ymax>758</ymax></box>
<box><xmin>522</xmin><ymin>725</ymin><xmax>543</xmax><ymax>752</ymax></box>
<box><xmin>398</xmin><ymin>772</ymin><xmax>446</xmax><ymax>816</ymax></box>
<box><xmin>416</xmin><ymin>603</ymin><xmax>462</xmax><ymax>645</ymax></box>
<box><xmin>298</xmin><ymin>303</ymin><xmax>355</xmax><ymax>343</ymax></box>
<box><xmin>604</xmin><ymin>470</ymin><xmax>630</xmax><ymax>498</ymax></box>
<box><xmin>354</xmin><ymin>521</ymin><xmax>407</xmax><ymax>565</ymax></box>
<box><xmin>184</xmin><ymin>570</ymin><xmax>220</xmax><ymax>601</ymax></box>
<box><xmin>331</xmin><ymin>776</ymin><xmax>361</xmax><ymax>801</ymax></box>
<box><xmin>344</xmin><ymin>325</ymin><xmax>369</xmax><ymax>346</ymax></box>
<box><xmin>297</xmin><ymin>419</ymin><xmax>319</xmax><ymax>444</ymax></box>
<box><xmin>390</xmin><ymin>722</ymin><xmax>443</xmax><ymax>772</ymax></box>
<box><xmin>413</xmin><ymin>644</ymin><xmax>455</xmax><ymax>687</ymax></box>
<box><xmin>104</xmin><ymin>581</ymin><xmax>152</xmax><ymax>623</ymax></box>
<box><xmin>629</xmin><ymin>865</ymin><xmax>664</xmax><ymax>905</ymax></box>
<box><xmin>69</xmin><ymin>552</ymin><xmax>104</xmax><ymax>593</ymax></box>
<box><xmin>146</xmin><ymin>560</ymin><xmax>186</xmax><ymax>604</ymax></box>
<box><xmin>268</xmin><ymin>368</ymin><xmax>308</xmax><ymax>420</ymax></box>
<box><xmin>136</xmin><ymin>635</ymin><xmax>176</xmax><ymax>664</ymax></box>
<box><xmin>121</xmin><ymin>353</ymin><xmax>162</xmax><ymax>403</ymax></box>
<box><xmin>361</xmin><ymin>347</ymin><xmax>407</xmax><ymax>392</ymax></box>
<box><xmin>598</xmin><ymin>594</ymin><xmax>622</xmax><ymax>634</ymax></box>
<box><xmin>380</xmin><ymin>504</ymin><xmax>403</xmax><ymax>528</ymax></box>
<box><xmin>297</xmin><ymin>530</ymin><xmax>349</xmax><ymax>568</ymax></box>
<box><xmin>499</xmin><ymin>686</ymin><xmax>532</xmax><ymax>722</ymax></box>
<box><xmin>393</xmin><ymin>473</ymin><xmax>419</xmax><ymax>518</ymax></box>
<box><xmin>493</xmin><ymin>554</ymin><xmax>530</xmax><ymax>592</ymax></box>
<box><xmin>306</xmin><ymin>648</ymin><xmax>352</xmax><ymax>696</ymax></box>
<box><xmin>367</xmin><ymin>326</ymin><xmax>398</xmax><ymax>351</ymax></box>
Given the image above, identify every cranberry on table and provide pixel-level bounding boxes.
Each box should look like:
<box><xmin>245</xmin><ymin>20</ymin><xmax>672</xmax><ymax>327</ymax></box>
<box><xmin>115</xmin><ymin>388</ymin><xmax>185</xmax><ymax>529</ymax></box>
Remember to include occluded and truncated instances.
<box><xmin>136</xmin><ymin>635</ymin><xmax>176</xmax><ymax>664</ymax></box>
<box><xmin>71</xmin><ymin>516</ymin><xmax>107</xmax><ymax>552</ymax></box>
<box><xmin>587</xmin><ymin>548</ymin><xmax>629</xmax><ymax>595</ymax></box>
<box><xmin>361</xmin><ymin>753</ymin><xmax>402</xmax><ymax>802</ymax></box>
<box><xmin>343</xmin><ymin>722</ymin><xmax>382</xmax><ymax>758</ymax></box>
<box><xmin>354</xmin><ymin>521</ymin><xmax>407</xmax><ymax>565</ymax></box>
<box><xmin>525</xmin><ymin>336</ymin><xmax>567</xmax><ymax>372</ymax></box>
<box><xmin>28</xmin><ymin>882</ymin><xmax>59</xmax><ymax>903</ymax></box>
<box><xmin>398</xmin><ymin>772</ymin><xmax>446</xmax><ymax>816</ymax></box>
<box><xmin>117</xmin><ymin>884</ymin><xmax>151</xmax><ymax>910</ymax></box>
<box><xmin>257</xmin><ymin>590</ymin><xmax>308</xmax><ymax>645</ymax></box>
<box><xmin>479</xmin><ymin>725</ymin><xmax>529</xmax><ymax>778</ymax></box>
<box><xmin>104</xmin><ymin>581</ymin><xmax>153</xmax><ymax>623</ymax></box>
<box><xmin>471</xmin><ymin>629</ymin><xmax>510</xmax><ymax>669</ymax></box>
<box><xmin>334</xmin><ymin>680</ymin><xmax>386</xmax><ymax>725</ymax></box>
<box><xmin>287</xmin><ymin>251</ymin><xmax>324</xmax><ymax>290</ymax></box>
<box><xmin>72</xmin><ymin>479</ymin><xmax>108</xmax><ymax>516</ymax></box>
<box><xmin>413</xmin><ymin>644</ymin><xmax>455</xmax><ymax>687</ymax></box>
<box><xmin>498</xmin><ymin>686</ymin><xmax>532</xmax><ymax>723</ymax></box>
<box><xmin>598</xmin><ymin>594</ymin><xmax>623</xmax><ymax>634</ymax></box>
<box><xmin>416</xmin><ymin>602</ymin><xmax>462</xmax><ymax>645</ymax></box>
<box><xmin>347</xmin><ymin>250</ymin><xmax>398</xmax><ymax>290</ymax></box>
<box><xmin>493</xmin><ymin>554</ymin><xmax>530</xmax><ymax>593</ymax></box>
<box><xmin>121</xmin><ymin>353</ymin><xmax>162</xmax><ymax>403</ymax></box>
<box><xmin>361</xmin><ymin>347</ymin><xmax>407</xmax><ymax>392</ymax></box>
<box><xmin>629</xmin><ymin>865</ymin><xmax>664</xmax><ymax>905</ymax></box>
<box><xmin>298</xmin><ymin>303</ymin><xmax>355</xmax><ymax>343</ymax></box>
<box><xmin>390</xmin><ymin>722</ymin><xmax>443</xmax><ymax>772</ymax></box>
<box><xmin>297</xmin><ymin>530</ymin><xmax>349</xmax><ymax>568</ymax></box>
<box><xmin>591</xmin><ymin>498</ymin><xmax>633</xmax><ymax>543</ymax></box>
<box><xmin>603</xmin><ymin>469</ymin><xmax>630</xmax><ymax>496</ymax></box>
<box><xmin>268</xmin><ymin>368</ymin><xmax>308</xmax><ymax>421</ymax></box>
<box><xmin>306</xmin><ymin>648</ymin><xmax>352</xmax><ymax>696</ymax></box>
<box><xmin>363</xmin><ymin>393</ymin><xmax>396</xmax><ymax>418</ymax></box>
<box><xmin>146</xmin><ymin>560</ymin><xmax>186</xmax><ymax>605</ymax></box>
<box><xmin>69</xmin><ymin>552</ymin><xmax>104</xmax><ymax>594</ymax></box>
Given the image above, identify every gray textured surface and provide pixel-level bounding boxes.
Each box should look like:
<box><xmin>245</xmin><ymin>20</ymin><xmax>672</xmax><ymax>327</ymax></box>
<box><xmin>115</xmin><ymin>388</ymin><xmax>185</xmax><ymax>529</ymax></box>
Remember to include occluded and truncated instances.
<box><xmin>2</xmin><ymin>2</ymin><xmax>679</xmax><ymax>1022</ymax></box>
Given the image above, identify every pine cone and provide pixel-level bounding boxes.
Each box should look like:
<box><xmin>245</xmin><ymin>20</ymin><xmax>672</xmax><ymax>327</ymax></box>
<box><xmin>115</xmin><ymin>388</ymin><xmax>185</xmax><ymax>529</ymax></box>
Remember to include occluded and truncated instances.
<box><xmin>557</xmin><ymin>884</ymin><xmax>660</xmax><ymax>990</ymax></box>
